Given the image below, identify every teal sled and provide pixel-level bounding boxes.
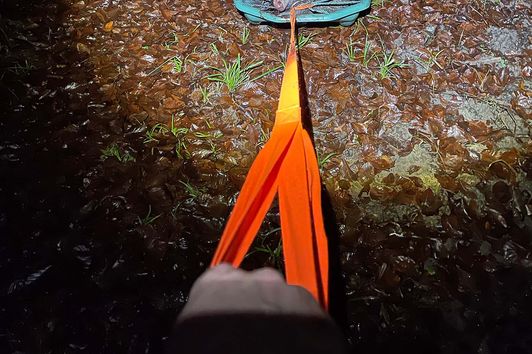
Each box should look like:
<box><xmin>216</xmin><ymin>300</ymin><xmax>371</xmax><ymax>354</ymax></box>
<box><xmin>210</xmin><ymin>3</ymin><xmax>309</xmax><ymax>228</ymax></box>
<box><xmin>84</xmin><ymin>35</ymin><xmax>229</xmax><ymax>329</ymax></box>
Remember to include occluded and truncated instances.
<box><xmin>233</xmin><ymin>0</ymin><xmax>371</xmax><ymax>27</ymax></box>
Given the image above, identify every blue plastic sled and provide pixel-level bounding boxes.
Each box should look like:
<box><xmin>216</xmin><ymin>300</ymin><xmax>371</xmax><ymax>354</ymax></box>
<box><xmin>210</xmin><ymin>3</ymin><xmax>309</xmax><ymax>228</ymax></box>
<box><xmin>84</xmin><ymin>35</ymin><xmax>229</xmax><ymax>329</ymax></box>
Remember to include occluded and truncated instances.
<box><xmin>233</xmin><ymin>0</ymin><xmax>371</xmax><ymax>27</ymax></box>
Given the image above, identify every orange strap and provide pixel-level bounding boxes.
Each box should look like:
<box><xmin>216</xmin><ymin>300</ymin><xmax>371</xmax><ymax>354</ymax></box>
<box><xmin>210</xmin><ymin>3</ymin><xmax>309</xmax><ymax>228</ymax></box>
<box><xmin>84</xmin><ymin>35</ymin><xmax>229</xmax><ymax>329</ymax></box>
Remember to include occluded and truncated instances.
<box><xmin>211</xmin><ymin>6</ymin><xmax>329</xmax><ymax>309</ymax></box>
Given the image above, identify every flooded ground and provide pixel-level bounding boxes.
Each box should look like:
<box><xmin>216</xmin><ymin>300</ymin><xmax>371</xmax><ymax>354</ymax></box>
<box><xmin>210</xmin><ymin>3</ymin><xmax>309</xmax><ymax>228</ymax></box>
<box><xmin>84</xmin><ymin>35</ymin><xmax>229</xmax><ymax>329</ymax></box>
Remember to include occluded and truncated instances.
<box><xmin>1</xmin><ymin>0</ymin><xmax>531</xmax><ymax>353</ymax></box>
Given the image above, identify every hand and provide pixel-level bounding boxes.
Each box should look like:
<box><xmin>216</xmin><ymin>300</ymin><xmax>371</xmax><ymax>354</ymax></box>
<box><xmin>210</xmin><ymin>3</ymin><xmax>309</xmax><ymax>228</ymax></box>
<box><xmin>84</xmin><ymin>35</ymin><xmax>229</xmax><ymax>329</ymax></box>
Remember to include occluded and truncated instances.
<box><xmin>178</xmin><ymin>264</ymin><xmax>327</xmax><ymax>321</ymax></box>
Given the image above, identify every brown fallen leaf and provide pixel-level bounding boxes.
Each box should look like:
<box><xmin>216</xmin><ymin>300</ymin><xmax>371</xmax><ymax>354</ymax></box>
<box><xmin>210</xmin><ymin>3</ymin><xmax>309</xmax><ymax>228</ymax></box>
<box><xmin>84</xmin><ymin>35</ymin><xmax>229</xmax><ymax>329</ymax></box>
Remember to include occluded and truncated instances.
<box><xmin>498</xmin><ymin>149</ymin><xmax>519</xmax><ymax>165</ymax></box>
<box><xmin>76</xmin><ymin>42</ymin><xmax>90</xmax><ymax>54</ymax></box>
<box><xmin>465</xmin><ymin>120</ymin><xmax>491</xmax><ymax>136</ymax></box>
<box><xmin>160</xmin><ymin>8</ymin><xmax>178</xmax><ymax>21</ymax></box>
<box><xmin>103</xmin><ymin>21</ymin><xmax>114</xmax><ymax>32</ymax></box>
<box><xmin>370</xmin><ymin>155</ymin><xmax>394</xmax><ymax>171</ymax></box>
<box><xmin>488</xmin><ymin>160</ymin><xmax>517</xmax><ymax>185</ymax></box>
<box><xmin>94</xmin><ymin>9</ymin><xmax>107</xmax><ymax>23</ymax></box>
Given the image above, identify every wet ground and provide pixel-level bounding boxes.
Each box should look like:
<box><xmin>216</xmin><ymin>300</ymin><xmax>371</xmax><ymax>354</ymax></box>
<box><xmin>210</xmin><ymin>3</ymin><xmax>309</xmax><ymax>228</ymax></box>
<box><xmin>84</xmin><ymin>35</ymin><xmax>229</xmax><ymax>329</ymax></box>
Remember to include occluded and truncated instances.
<box><xmin>1</xmin><ymin>0</ymin><xmax>531</xmax><ymax>353</ymax></box>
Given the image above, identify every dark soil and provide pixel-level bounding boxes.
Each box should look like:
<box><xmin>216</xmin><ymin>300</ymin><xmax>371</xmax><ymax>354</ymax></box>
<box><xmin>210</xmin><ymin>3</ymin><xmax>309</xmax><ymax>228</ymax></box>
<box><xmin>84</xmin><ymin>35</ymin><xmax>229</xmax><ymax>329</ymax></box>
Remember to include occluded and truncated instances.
<box><xmin>1</xmin><ymin>0</ymin><xmax>531</xmax><ymax>353</ymax></box>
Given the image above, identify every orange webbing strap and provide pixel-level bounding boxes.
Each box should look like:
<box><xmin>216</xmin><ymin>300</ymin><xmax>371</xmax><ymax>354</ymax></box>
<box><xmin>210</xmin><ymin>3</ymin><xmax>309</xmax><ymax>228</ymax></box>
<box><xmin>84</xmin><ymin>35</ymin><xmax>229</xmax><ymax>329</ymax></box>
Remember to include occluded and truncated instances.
<box><xmin>210</xmin><ymin>6</ymin><xmax>329</xmax><ymax>308</ymax></box>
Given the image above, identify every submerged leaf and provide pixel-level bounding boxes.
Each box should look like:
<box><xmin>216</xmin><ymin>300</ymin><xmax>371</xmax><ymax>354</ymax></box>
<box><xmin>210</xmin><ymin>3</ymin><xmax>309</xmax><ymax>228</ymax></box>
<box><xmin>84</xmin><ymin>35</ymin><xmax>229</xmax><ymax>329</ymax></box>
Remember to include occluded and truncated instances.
<box><xmin>8</xmin><ymin>266</ymin><xmax>52</xmax><ymax>294</ymax></box>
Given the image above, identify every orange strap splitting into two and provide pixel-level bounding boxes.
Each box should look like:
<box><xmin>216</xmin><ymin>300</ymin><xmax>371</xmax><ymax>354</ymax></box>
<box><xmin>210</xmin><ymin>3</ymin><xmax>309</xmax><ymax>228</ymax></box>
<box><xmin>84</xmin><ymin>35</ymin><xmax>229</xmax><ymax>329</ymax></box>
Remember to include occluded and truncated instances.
<box><xmin>211</xmin><ymin>7</ymin><xmax>329</xmax><ymax>309</ymax></box>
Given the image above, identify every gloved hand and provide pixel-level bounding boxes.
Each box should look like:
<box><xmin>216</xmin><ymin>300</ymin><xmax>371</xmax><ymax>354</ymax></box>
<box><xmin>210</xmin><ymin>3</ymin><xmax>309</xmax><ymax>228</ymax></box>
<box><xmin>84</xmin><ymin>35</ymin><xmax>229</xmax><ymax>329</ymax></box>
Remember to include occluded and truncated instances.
<box><xmin>170</xmin><ymin>264</ymin><xmax>347</xmax><ymax>354</ymax></box>
<box><xmin>178</xmin><ymin>263</ymin><xmax>327</xmax><ymax>321</ymax></box>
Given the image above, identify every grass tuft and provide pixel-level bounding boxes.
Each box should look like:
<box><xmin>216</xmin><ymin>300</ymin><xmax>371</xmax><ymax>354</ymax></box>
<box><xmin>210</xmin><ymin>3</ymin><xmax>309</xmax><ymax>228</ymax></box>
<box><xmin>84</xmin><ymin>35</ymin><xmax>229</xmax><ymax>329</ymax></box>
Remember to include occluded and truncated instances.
<box><xmin>179</xmin><ymin>180</ymin><xmax>205</xmax><ymax>201</ymax></box>
<box><xmin>169</xmin><ymin>112</ymin><xmax>188</xmax><ymax>137</ymax></box>
<box><xmin>100</xmin><ymin>144</ymin><xmax>135</xmax><ymax>163</ymax></box>
<box><xmin>210</xmin><ymin>43</ymin><xmax>219</xmax><ymax>56</ymax></box>
<box><xmin>377</xmin><ymin>50</ymin><xmax>408</xmax><ymax>79</ymax></box>
<box><xmin>371</xmin><ymin>0</ymin><xmax>390</xmax><ymax>7</ymax></box>
<box><xmin>207</xmin><ymin>54</ymin><xmax>263</xmax><ymax>92</ymax></box>
<box><xmin>7</xmin><ymin>60</ymin><xmax>34</xmax><ymax>75</ymax></box>
<box><xmin>296</xmin><ymin>32</ymin><xmax>315</xmax><ymax>49</ymax></box>
<box><xmin>200</xmin><ymin>86</ymin><xmax>211</xmax><ymax>104</ymax></box>
<box><xmin>318</xmin><ymin>151</ymin><xmax>337</xmax><ymax>170</ymax></box>
<box><xmin>240</xmin><ymin>27</ymin><xmax>250</xmax><ymax>45</ymax></box>
<box><xmin>144</xmin><ymin>123</ymin><xmax>168</xmax><ymax>144</ymax></box>
<box><xmin>344</xmin><ymin>39</ymin><xmax>357</xmax><ymax>62</ymax></box>
<box><xmin>137</xmin><ymin>205</ymin><xmax>161</xmax><ymax>225</ymax></box>
<box><xmin>362</xmin><ymin>34</ymin><xmax>376</xmax><ymax>67</ymax></box>
<box><xmin>249</xmin><ymin>227</ymin><xmax>283</xmax><ymax>269</ymax></box>
<box><xmin>415</xmin><ymin>49</ymin><xmax>444</xmax><ymax>71</ymax></box>
<box><xmin>172</xmin><ymin>56</ymin><xmax>183</xmax><ymax>73</ymax></box>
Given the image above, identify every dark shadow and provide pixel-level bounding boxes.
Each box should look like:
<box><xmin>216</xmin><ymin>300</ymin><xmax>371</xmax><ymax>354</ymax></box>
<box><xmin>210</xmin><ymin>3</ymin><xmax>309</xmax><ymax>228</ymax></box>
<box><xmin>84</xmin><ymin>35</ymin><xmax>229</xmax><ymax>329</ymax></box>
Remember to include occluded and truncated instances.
<box><xmin>0</xmin><ymin>2</ymin><xmax>206</xmax><ymax>353</ymax></box>
<box><xmin>295</xmin><ymin>31</ymin><xmax>348</xmax><ymax>331</ymax></box>
<box><xmin>321</xmin><ymin>188</ymin><xmax>348</xmax><ymax>329</ymax></box>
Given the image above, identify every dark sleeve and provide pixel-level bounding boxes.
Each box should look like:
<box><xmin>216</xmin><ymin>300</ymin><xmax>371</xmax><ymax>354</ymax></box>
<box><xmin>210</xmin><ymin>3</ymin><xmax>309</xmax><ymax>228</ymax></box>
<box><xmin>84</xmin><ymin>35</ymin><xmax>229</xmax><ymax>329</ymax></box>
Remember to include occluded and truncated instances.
<box><xmin>167</xmin><ymin>313</ymin><xmax>348</xmax><ymax>354</ymax></box>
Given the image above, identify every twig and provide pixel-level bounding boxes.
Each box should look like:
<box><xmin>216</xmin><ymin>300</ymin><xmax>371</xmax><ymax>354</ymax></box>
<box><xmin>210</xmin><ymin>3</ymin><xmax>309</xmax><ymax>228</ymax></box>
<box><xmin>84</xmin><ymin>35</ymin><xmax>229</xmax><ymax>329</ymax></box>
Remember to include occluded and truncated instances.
<box><xmin>146</xmin><ymin>56</ymin><xmax>175</xmax><ymax>76</ymax></box>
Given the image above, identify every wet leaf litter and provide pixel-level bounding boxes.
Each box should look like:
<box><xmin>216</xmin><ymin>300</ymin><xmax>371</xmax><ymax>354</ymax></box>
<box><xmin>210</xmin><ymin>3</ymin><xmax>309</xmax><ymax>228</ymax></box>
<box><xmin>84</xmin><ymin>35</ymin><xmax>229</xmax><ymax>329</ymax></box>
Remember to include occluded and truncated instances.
<box><xmin>0</xmin><ymin>0</ymin><xmax>531</xmax><ymax>353</ymax></box>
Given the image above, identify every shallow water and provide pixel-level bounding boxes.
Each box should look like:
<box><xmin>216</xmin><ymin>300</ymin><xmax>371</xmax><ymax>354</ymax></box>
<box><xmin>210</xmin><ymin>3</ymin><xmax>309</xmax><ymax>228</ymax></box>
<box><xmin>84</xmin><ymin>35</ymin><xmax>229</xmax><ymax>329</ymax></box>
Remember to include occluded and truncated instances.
<box><xmin>1</xmin><ymin>0</ymin><xmax>531</xmax><ymax>353</ymax></box>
